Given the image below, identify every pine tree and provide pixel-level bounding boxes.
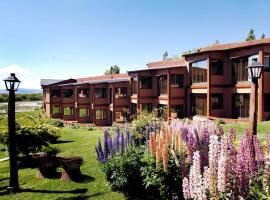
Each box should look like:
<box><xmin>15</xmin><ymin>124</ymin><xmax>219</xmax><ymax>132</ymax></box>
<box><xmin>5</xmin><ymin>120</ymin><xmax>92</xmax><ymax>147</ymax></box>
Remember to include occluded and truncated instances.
<box><xmin>163</xmin><ymin>51</ymin><xmax>168</xmax><ymax>60</ymax></box>
<box><xmin>261</xmin><ymin>33</ymin><xmax>266</xmax><ymax>39</ymax></box>
<box><xmin>246</xmin><ymin>29</ymin><xmax>256</xmax><ymax>41</ymax></box>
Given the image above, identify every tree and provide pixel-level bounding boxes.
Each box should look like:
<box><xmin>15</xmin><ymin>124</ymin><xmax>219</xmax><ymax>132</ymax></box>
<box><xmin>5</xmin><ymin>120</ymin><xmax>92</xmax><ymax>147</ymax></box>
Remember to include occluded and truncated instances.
<box><xmin>162</xmin><ymin>51</ymin><xmax>168</xmax><ymax>60</ymax></box>
<box><xmin>246</xmin><ymin>29</ymin><xmax>256</xmax><ymax>41</ymax></box>
<box><xmin>261</xmin><ymin>33</ymin><xmax>266</xmax><ymax>39</ymax></box>
<box><xmin>105</xmin><ymin>65</ymin><xmax>120</xmax><ymax>75</ymax></box>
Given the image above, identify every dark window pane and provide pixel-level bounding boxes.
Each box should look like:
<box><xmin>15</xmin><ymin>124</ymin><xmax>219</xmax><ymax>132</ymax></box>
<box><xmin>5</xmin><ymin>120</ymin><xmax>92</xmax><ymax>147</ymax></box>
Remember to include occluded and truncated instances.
<box><xmin>51</xmin><ymin>89</ymin><xmax>61</xmax><ymax>98</ymax></box>
<box><xmin>63</xmin><ymin>89</ymin><xmax>74</xmax><ymax>98</ymax></box>
<box><xmin>211</xmin><ymin>93</ymin><xmax>223</xmax><ymax>109</ymax></box>
<box><xmin>211</xmin><ymin>60</ymin><xmax>223</xmax><ymax>75</ymax></box>
<box><xmin>141</xmin><ymin>103</ymin><xmax>152</xmax><ymax>113</ymax></box>
<box><xmin>264</xmin><ymin>55</ymin><xmax>270</xmax><ymax>72</ymax></box>
<box><xmin>171</xmin><ymin>105</ymin><xmax>184</xmax><ymax>118</ymax></box>
<box><xmin>140</xmin><ymin>77</ymin><xmax>152</xmax><ymax>89</ymax></box>
<box><xmin>232</xmin><ymin>94</ymin><xmax>250</xmax><ymax>118</ymax></box>
<box><xmin>132</xmin><ymin>77</ymin><xmax>138</xmax><ymax>94</ymax></box>
<box><xmin>95</xmin><ymin>88</ymin><xmax>107</xmax><ymax>98</ymax></box>
<box><xmin>171</xmin><ymin>74</ymin><xmax>184</xmax><ymax>87</ymax></box>
<box><xmin>191</xmin><ymin>94</ymin><xmax>207</xmax><ymax>116</ymax></box>
<box><xmin>264</xmin><ymin>94</ymin><xmax>270</xmax><ymax>112</ymax></box>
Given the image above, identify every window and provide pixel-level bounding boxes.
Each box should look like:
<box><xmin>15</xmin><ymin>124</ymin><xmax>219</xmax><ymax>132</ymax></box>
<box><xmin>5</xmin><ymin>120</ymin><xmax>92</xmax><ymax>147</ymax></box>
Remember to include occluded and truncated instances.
<box><xmin>64</xmin><ymin>107</ymin><xmax>74</xmax><ymax>116</ymax></box>
<box><xmin>264</xmin><ymin>94</ymin><xmax>270</xmax><ymax>112</ymax></box>
<box><xmin>171</xmin><ymin>74</ymin><xmax>184</xmax><ymax>88</ymax></box>
<box><xmin>141</xmin><ymin>103</ymin><xmax>152</xmax><ymax>113</ymax></box>
<box><xmin>132</xmin><ymin>77</ymin><xmax>138</xmax><ymax>94</ymax></box>
<box><xmin>171</xmin><ymin>105</ymin><xmax>184</xmax><ymax>118</ymax></box>
<box><xmin>264</xmin><ymin>55</ymin><xmax>270</xmax><ymax>72</ymax></box>
<box><xmin>140</xmin><ymin>76</ymin><xmax>152</xmax><ymax>89</ymax></box>
<box><xmin>52</xmin><ymin>105</ymin><xmax>61</xmax><ymax>114</ymax></box>
<box><xmin>211</xmin><ymin>60</ymin><xmax>223</xmax><ymax>75</ymax></box>
<box><xmin>211</xmin><ymin>93</ymin><xmax>223</xmax><ymax>109</ymax></box>
<box><xmin>191</xmin><ymin>94</ymin><xmax>207</xmax><ymax>116</ymax></box>
<box><xmin>51</xmin><ymin>89</ymin><xmax>61</xmax><ymax>98</ymax></box>
<box><xmin>79</xmin><ymin>108</ymin><xmax>89</xmax><ymax>117</ymax></box>
<box><xmin>78</xmin><ymin>88</ymin><xmax>89</xmax><ymax>98</ymax></box>
<box><xmin>191</xmin><ymin>60</ymin><xmax>208</xmax><ymax>83</ymax></box>
<box><xmin>96</xmin><ymin>110</ymin><xmax>107</xmax><ymax>120</ymax></box>
<box><xmin>63</xmin><ymin>89</ymin><xmax>74</xmax><ymax>98</ymax></box>
<box><xmin>95</xmin><ymin>88</ymin><xmax>107</xmax><ymax>98</ymax></box>
<box><xmin>115</xmin><ymin>88</ymin><xmax>128</xmax><ymax>98</ymax></box>
<box><xmin>232</xmin><ymin>94</ymin><xmax>250</xmax><ymax>118</ymax></box>
<box><xmin>232</xmin><ymin>55</ymin><xmax>258</xmax><ymax>83</ymax></box>
<box><xmin>158</xmin><ymin>75</ymin><xmax>168</xmax><ymax>95</ymax></box>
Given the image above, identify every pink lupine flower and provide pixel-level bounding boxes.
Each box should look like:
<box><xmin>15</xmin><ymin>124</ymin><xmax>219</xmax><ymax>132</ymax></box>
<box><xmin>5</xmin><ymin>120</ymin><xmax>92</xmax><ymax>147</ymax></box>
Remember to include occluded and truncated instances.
<box><xmin>182</xmin><ymin>177</ymin><xmax>191</xmax><ymax>200</ymax></box>
<box><xmin>217</xmin><ymin>135</ymin><xmax>228</xmax><ymax>193</ymax></box>
<box><xmin>163</xmin><ymin>143</ymin><xmax>169</xmax><ymax>172</ymax></box>
<box><xmin>149</xmin><ymin>132</ymin><xmax>156</xmax><ymax>156</ymax></box>
<box><xmin>266</xmin><ymin>134</ymin><xmax>270</xmax><ymax>155</ymax></box>
<box><xmin>253</xmin><ymin>135</ymin><xmax>264</xmax><ymax>168</ymax></box>
<box><xmin>208</xmin><ymin>135</ymin><xmax>220</xmax><ymax>199</ymax></box>
<box><xmin>189</xmin><ymin>151</ymin><xmax>206</xmax><ymax>200</ymax></box>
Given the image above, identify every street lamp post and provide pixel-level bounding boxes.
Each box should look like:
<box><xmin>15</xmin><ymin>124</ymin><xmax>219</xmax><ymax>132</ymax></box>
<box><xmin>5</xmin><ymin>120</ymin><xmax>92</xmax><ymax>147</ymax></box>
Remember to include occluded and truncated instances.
<box><xmin>246</xmin><ymin>61</ymin><xmax>264</xmax><ymax>137</ymax></box>
<box><xmin>3</xmin><ymin>73</ymin><xmax>21</xmax><ymax>193</ymax></box>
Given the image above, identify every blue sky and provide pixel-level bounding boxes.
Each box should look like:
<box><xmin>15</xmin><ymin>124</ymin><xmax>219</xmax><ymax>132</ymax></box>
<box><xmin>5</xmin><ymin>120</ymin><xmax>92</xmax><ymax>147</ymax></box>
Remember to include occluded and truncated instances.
<box><xmin>0</xmin><ymin>0</ymin><xmax>269</xmax><ymax>89</ymax></box>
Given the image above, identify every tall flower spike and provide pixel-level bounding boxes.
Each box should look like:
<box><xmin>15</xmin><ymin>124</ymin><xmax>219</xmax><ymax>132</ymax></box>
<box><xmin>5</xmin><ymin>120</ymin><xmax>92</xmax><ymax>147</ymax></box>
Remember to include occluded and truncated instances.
<box><xmin>182</xmin><ymin>177</ymin><xmax>191</xmax><ymax>200</ymax></box>
<box><xmin>163</xmin><ymin>143</ymin><xmax>169</xmax><ymax>172</ymax></box>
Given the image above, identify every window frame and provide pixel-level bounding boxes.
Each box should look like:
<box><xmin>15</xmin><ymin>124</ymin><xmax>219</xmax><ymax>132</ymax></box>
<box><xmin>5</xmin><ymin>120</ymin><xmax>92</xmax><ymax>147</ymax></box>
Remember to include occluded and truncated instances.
<box><xmin>114</xmin><ymin>87</ymin><xmax>128</xmax><ymax>99</ymax></box>
<box><xmin>52</xmin><ymin>105</ymin><xmax>61</xmax><ymax>114</ymax></box>
<box><xmin>191</xmin><ymin>60</ymin><xmax>208</xmax><ymax>84</ymax></box>
<box><xmin>63</xmin><ymin>106</ymin><xmax>74</xmax><ymax>116</ymax></box>
<box><xmin>79</xmin><ymin>108</ymin><xmax>89</xmax><ymax>118</ymax></box>
<box><xmin>51</xmin><ymin>89</ymin><xmax>61</xmax><ymax>98</ymax></box>
<box><xmin>96</xmin><ymin>109</ymin><xmax>107</xmax><ymax>120</ymax></box>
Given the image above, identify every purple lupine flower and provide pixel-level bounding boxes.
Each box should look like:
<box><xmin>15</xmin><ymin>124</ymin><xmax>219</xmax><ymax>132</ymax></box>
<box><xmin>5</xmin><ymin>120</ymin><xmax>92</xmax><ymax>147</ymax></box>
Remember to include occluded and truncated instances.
<box><xmin>119</xmin><ymin>132</ymin><xmax>125</xmax><ymax>153</ymax></box>
<box><xmin>236</xmin><ymin>130</ymin><xmax>256</xmax><ymax>196</ymax></box>
<box><xmin>96</xmin><ymin>138</ymin><xmax>105</xmax><ymax>162</ymax></box>
<box><xmin>187</xmin><ymin>132</ymin><xmax>196</xmax><ymax>164</ymax></box>
<box><xmin>125</xmin><ymin>131</ymin><xmax>130</xmax><ymax>147</ymax></box>
<box><xmin>112</xmin><ymin>131</ymin><xmax>119</xmax><ymax>153</ymax></box>
<box><xmin>267</xmin><ymin>134</ymin><xmax>270</xmax><ymax>155</ymax></box>
<box><xmin>103</xmin><ymin>131</ymin><xmax>110</xmax><ymax>159</ymax></box>
<box><xmin>182</xmin><ymin>127</ymin><xmax>188</xmax><ymax>142</ymax></box>
<box><xmin>253</xmin><ymin>135</ymin><xmax>264</xmax><ymax>168</ymax></box>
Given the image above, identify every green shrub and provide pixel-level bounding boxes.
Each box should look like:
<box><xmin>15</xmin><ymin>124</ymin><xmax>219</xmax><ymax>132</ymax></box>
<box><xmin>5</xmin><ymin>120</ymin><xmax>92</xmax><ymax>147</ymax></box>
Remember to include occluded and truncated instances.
<box><xmin>216</xmin><ymin>118</ymin><xmax>226</xmax><ymax>126</ymax></box>
<box><xmin>102</xmin><ymin>146</ymin><xmax>146</xmax><ymax>197</ymax></box>
<box><xmin>40</xmin><ymin>146</ymin><xmax>60</xmax><ymax>155</ymax></box>
<box><xmin>84</xmin><ymin>125</ymin><xmax>96</xmax><ymax>131</ymax></box>
<box><xmin>141</xmin><ymin>154</ymin><xmax>184</xmax><ymax>200</ymax></box>
<box><xmin>49</xmin><ymin>119</ymin><xmax>64</xmax><ymax>127</ymax></box>
<box><xmin>0</xmin><ymin>123</ymin><xmax>61</xmax><ymax>156</ymax></box>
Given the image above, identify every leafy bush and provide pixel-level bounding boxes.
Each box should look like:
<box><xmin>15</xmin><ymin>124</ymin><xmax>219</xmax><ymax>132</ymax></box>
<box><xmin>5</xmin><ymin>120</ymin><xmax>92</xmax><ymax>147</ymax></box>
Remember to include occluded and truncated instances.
<box><xmin>49</xmin><ymin>119</ymin><xmax>64</xmax><ymax>127</ymax></box>
<box><xmin>70</xmin><ymin>123</ymin><xmax>80</xmax><ymax>129</ymax></box>
<box><xmin>141</xmin><ymin>154</ymin><xmax>184</xmax><ymax>200</ymax></box>
<box><xmin>102</xmin><ymin>146</ymin><xmax>146</xmax><ymax>197</ymax></box>
<box><xmin>40</xmin><ymin>146</ymin><xmax>60</xmax><ymax>155</ymax></box>
<box><xmin>0</xmin><ymin>123</ymin><xmax>61</xmax><ymax>156</ymax></box>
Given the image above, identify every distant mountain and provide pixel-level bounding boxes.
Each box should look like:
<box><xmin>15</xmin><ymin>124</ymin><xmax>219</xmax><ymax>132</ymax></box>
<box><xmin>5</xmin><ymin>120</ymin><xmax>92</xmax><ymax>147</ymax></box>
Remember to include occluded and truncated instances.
<box><xmin>0</xmin><ymin>88</ymin><xmax>42</xmax><ymax>94</ymax></box>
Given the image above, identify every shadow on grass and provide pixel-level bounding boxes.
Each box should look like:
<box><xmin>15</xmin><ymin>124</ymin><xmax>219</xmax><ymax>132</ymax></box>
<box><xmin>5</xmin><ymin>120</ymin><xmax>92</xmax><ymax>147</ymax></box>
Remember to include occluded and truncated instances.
<box><xmin>73</xmin><ymin>174</ymin><xmax>95</xmax><ymax>183</ymax></box>
<box><xmin>55</xmin><ymin>192</ymin><xmax>109</xmax><ymax>200</ymax></box>
<box><xmin>0</xmin><ymin>187</ymin><xmax>88</xmax><ymax>196</ymax></box>
<box><xmin>52</xmin><ymin>140</ymin><xmax>74</xmax><ymax>144</ymax></box>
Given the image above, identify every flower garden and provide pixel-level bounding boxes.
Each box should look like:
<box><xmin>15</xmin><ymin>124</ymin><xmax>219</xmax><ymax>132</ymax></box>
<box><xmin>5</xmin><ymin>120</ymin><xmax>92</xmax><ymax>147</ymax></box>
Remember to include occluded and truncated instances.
<box><xmin>96</xmin><ymin>116</ymin><xmax>270</xmax><ymax>199</ymax></box>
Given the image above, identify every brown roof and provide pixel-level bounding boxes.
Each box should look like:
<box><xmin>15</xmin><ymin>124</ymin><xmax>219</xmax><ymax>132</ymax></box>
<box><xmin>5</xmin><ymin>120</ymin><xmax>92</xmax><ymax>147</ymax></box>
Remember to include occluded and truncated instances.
<box><xmin>147</xmin><ymin>58</ymin><xmax>187</xmax><ymax>69</ymax></box>
<box><xmin>184</xmin><ymin>38</ymin><xmax>270</xmax><ymax>56</ymax></box>
<box><xmin>77</xmin><ymin>73</ymin><xmax>130</xmax><ymax>83</ymax></box>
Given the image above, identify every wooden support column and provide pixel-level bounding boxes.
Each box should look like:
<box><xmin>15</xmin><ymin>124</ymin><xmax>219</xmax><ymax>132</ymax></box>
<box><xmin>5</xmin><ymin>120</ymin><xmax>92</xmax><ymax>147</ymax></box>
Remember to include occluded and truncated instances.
<box><xmin>167</xmin><ymin>71</ymin><xmax>171</xmax><ymax>121</ymax></box>
<box><xmin>136</xmin><ymin>75</ymin><xmax>140</xmax><ymax>115</ymax></box>
<box><xmin>258</xmin><ymin>51</ymin><xmax>264</xmax><ymax>121</ymax></box>
<box><xmin>207</xmin><ymin>57</ymin><xmax>211</xmax><ymax>117</ymax></box>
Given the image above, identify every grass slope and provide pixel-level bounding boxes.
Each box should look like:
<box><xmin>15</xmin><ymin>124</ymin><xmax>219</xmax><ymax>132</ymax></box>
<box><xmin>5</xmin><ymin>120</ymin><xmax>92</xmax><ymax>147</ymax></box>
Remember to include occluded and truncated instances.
<box><xmin>0</xmin><ymin>128</ymin><xmax>126</xmax><ymax>200</ymax></box>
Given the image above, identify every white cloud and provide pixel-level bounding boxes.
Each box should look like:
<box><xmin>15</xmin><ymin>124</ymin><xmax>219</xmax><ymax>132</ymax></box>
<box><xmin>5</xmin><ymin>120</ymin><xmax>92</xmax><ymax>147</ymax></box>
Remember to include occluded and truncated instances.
<box><xmin>0</xmin><ymin>64</ymin><xmax>30</xmax><ymax>75</ymax></box>
<box><xmin>0</xmin><ymin>64</ymin><xmax>42</xmax><ymax>89</ymax></box>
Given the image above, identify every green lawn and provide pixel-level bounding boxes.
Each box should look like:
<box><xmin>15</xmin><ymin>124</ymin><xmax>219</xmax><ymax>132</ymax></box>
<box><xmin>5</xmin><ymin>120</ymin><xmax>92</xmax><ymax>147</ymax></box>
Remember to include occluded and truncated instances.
<box><xmin>0</xmin><ymin>128</ymin><xmax>126</xmax><ymax>200</ymax></box>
